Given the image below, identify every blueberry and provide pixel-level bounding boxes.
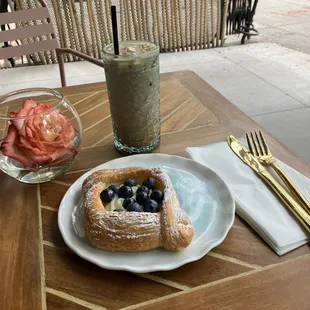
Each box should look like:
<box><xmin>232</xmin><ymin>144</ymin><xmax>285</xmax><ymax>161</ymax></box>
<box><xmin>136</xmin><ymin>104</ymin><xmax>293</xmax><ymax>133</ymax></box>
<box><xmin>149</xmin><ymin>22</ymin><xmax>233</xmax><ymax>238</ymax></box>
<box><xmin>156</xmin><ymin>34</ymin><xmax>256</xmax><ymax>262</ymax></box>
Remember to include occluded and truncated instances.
<box><xmin>123</xmin><ymin>197</ymin><xmax>135</xmax><ymax>209</ymax></box>
<box><xmin>136</xmin><ymin>185</ymin><xmax>149</xmax><ymax>195</ymax></box>
<box><xmin>127</xmin><ymin>202</ymin><xmax>142</xmax><ymax>212</ymax></box>
<box><xmin>109</xmin><ymin>184</ymin><xmax>120</xmax><ymax>193</ymax></box>
<box><xmin>142</xmin><ymin>178</ymin><xmax>156</xmax><ymax>190</ymax></box>
<box><xmin>117</xmin><ymin>185</ymin><xmax>133</xmax><ymax>198</ymax></box>
<box><xmin>124</xmin><ymin>178</ymin><xmax>137</xmax><ymax>187</ymax></box>
<box><xmin>144</xmin><ymin>199</ymin><xmax>159</xmax><ymax>213</ymax></box>
<box><xmin>150</xmin><ymin>190</ymin><xmax>164</xmax><ymax>203</ymax></box>
<box><xmin>136</xmin><ymin>191</ymin><xmax>149</xmax><ymax>205</ymax></box>
<box><xmin>100</xmin><ymin>188</ymin><xmax>115</xmax><ymax>203</ymax></box>
<box><xmin>113</xmin><ymin>208</ymin><xmax>124</xmax><ymax>212</ymax></box>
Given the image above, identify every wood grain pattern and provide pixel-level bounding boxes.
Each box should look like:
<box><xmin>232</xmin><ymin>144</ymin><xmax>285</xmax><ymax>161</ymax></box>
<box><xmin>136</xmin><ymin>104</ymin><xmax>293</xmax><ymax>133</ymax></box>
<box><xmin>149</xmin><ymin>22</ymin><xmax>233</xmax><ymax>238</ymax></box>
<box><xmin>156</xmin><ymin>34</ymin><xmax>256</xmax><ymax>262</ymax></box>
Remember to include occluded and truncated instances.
<box><xmin>40</xmin><ymin>182</ymin><xmax>69</xmax><ymax>210</ymax></box>
<box><xmin>69</xmin><ymin>144</ymin><xmax>121</xmax><ymax>171</ymax></box>
<box><xmin>160</xmin><ymin>86</ymin><xmax>193</xmax><ymax>118</ymax></box>
<box><xmin>152</xmin><ymin>254</ymin><xmax>252</xmax><ymax>287</ymax></box>
<box><xmin>56</xmin><ymin>170</ymin><xmax>92</xmax><ymax>184</ymax></box>
<box><xmin>2</xmin><ymin>71</ymin><xmax>310</xmax><ymax>309</ymax></box>
<box><xmin>82</xmin><ymin>116</ymin><xmax>113</xmax><ymax>146</ymax></box>
<box><xmin>56</xmin><ymin>82</ymin><xmax>107</xmax><ymax>96</ymax></box>
<box><xmin>233</xmin><ymin>214</ymin><xmax>253</xmax><ymax>229</ymax></box>
<box><xmin>66</xmin><ymin>92</ymin><xmax>98</xmax><ymax>106</ymax></box>
<box><xmin>161</xmin><ymin>98</ymin><xmax>209</xmax><ymax>133</ymax></box>
<box><xmin>79</xmin><ymin>94</ymin><xmax>109</xmax><ymax>125</ymax></box>
<box><xmin>73</xmin><ymin>91</ymin><xmax>108</xmax><ymax>115</ymax></box>
<box><xmin>42</xmin><ymin>209</ymin><xmax>66</xmax><ymax>248</ymax></box>
<box><xmin>46</xmin><ymin>293</ymin><xmax>89</xmax><ymax>310</ymax></box>
<box><xmin>159</xmin><ymin>79</ymin><xmax>183</xmax><ymax>100</ymax></box>
<box><xmin>185</xmin><ymin>109</ymin><xmax>221</xmax><ymax>129</ymax></box>
<box><xmin>0</xmin><ymin>178</ymin><xmax>41</xmax><ymax>309</ymax></box>
<box><xmin>134</xmin><ymin>255</ymin><xmax>310</xmax><ymax>310</ymax></box>
<box><xmin>44</xmin><ymin>246</ymin><xmax>180</xmax><ymax>310</ymax></box>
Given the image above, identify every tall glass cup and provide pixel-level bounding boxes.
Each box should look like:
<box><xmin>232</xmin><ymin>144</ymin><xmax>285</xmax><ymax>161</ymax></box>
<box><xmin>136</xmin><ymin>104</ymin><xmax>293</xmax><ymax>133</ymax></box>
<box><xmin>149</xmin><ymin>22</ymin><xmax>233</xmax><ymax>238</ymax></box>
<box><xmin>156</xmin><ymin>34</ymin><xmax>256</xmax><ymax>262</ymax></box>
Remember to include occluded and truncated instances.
<box><xmin>103</xmin><ymin>40</ymin><xmax>160</xmax><ymax>154</ymax></box>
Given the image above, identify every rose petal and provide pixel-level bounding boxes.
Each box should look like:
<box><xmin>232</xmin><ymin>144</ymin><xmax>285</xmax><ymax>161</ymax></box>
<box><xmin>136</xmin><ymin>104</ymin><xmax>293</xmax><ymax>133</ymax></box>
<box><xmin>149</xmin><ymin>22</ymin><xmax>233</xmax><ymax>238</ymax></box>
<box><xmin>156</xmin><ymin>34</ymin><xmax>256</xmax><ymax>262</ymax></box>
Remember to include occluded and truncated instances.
<box><xmin>37</xmin><ymin>111</ymin><xmax>60</xmax><ymax>142</ymax></box>
<box><xmin>18</xmin><ymin>136</ymin><xmax>52</xmax><ymax>156</ymax></box>
<box><xmin>0</xmin><ymin>125</ymin><xmax>33</xmax><ymax>167</ymax></box>
<box><xmin>6</xmin><ymin>100</ymin><xmax>76</xmax><ymax>167</ymax></box>
<box><xmin>50</xmin><ymin>146</ymin><xmax>73</xmax><ymax>162</ymax></box>
<box><xmin>52</xmin><ymin>114</ymin><xmax>76</xmax><ymax>148</ymax></box>
<box><xmin>9</xmin><ymin>111</ymin><xmax>18</xmax><ymax>118</ymax></box>
<box><xmin>24</xmin><ymin>113</ymin><xmax>43</xmax><ymax>141</ymax></box>
<box><xmin>50</xmin><ymin>149</ymin><xmax>76</xmax><ymax>167</ymax></box>
<box><xmin>11</xmin><ymin>99</ymin><xmax>37</xmax><ymax>131</ymax></box>
<box><xmin>34</xmin><ymin>103</ymin><xmax>53</xmax><ymax>114</ymax></box>
<box><xmin>19</xmin><ymin>107</ymin><xmax>36</xmax><ymax>137</ymax></box>
<box><xmin>27</xmin><ymin>136</ymin><xmax>56</xmax><ymax>153</ymax></box>
<box><xmin>21</xmin><ymin>148</ymin><xmax>52</xmax><ymax>166</ymax></box>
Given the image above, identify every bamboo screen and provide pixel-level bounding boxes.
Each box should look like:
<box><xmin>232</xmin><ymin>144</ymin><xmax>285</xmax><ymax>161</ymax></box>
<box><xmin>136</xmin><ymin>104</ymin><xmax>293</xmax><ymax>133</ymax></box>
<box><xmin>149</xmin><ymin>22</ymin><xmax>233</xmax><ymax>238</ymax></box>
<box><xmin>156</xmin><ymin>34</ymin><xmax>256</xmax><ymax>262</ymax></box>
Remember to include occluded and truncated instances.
<box><xmin>2</xmin><ymin>0</ymin><xmax>228</xmax><ymax>65</ymax></box>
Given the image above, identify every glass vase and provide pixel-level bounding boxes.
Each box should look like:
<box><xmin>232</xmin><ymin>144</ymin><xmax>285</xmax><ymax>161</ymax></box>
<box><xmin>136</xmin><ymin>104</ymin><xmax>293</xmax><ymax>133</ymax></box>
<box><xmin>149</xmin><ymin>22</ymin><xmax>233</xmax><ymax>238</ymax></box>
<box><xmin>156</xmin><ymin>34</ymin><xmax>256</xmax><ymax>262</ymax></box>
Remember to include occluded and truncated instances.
<box><xmin>0</xmin><ymin>88</ymin><xmax>82</xmax><ymax>183</ymax></box>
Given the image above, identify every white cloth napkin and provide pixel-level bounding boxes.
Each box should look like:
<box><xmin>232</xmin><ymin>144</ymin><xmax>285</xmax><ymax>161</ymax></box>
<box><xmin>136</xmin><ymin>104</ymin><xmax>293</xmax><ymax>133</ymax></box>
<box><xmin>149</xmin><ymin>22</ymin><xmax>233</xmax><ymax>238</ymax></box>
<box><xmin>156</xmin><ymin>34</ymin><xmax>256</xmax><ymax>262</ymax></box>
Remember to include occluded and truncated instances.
<box><xmin>186</xmin><ymin>140</ymin><xmax>310</xmax><ymax>255</ymax></box>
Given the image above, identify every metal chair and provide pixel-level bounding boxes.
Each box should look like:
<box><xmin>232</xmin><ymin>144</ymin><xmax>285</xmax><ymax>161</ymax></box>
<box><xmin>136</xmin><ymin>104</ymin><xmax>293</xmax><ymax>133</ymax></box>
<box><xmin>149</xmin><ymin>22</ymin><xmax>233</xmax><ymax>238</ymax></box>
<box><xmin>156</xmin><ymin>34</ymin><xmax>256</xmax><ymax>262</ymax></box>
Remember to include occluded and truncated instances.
<box><xmin>226</xmin><ymin>0</ymin><xmax>259</xmax><ymax>44</ymax></box>
<box><xmin>0</xmin><ymin>0</ymin><xmax>104</xmax><ymax>87</ymax></box>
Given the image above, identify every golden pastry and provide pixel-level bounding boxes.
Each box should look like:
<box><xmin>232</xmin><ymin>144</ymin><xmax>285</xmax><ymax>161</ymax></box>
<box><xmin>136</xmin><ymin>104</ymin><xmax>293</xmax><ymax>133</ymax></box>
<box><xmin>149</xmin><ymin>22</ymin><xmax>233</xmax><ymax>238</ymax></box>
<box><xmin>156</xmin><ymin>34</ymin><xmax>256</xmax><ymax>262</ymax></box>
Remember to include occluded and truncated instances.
<box><xmin>82</xmin><ymin>167</ymin><xmax>194</xmax><ymax>252</ymax></box>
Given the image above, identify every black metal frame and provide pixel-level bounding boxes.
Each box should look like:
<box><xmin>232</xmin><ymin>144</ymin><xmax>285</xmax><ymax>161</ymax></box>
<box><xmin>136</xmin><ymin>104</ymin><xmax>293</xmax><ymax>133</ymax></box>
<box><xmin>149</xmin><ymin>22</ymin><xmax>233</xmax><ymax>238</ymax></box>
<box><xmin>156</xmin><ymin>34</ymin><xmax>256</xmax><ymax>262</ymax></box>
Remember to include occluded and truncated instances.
<box><xmin>226</xmin><ymin>0</ymin><xmax>259</xmax><ymax>44</ymax></box>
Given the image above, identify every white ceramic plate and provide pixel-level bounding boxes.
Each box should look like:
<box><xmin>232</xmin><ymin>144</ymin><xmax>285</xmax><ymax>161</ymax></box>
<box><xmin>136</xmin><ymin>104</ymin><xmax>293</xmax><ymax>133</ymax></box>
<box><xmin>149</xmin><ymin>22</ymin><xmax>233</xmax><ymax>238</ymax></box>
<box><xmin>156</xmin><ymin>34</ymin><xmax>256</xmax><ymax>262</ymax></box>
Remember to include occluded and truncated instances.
<box><xmin>58</xmin><ymin>154</ymin><xmax>235</xmax><ymax>273</ymax></box>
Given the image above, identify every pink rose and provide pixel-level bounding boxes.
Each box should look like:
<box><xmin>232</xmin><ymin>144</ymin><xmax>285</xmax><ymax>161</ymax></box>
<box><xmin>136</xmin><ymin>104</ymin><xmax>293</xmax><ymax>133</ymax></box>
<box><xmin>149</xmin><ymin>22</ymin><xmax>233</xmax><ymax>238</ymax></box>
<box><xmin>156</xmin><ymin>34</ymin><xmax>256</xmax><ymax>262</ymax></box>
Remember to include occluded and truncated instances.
<box><xmin>1</xmin><ymin>99</ymin><xmax>76</xmax><ymax>168</ymax></box>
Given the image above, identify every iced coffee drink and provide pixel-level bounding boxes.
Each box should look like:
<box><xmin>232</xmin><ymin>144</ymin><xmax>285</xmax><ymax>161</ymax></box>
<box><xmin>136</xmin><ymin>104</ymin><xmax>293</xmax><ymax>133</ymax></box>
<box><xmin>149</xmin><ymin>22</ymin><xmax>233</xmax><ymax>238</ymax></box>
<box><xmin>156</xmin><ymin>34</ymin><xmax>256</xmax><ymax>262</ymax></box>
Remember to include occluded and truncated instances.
<box><xmin>102</xmin><ymin>41</ymin><xmax>160</xmax><ymax>154</ymax></box>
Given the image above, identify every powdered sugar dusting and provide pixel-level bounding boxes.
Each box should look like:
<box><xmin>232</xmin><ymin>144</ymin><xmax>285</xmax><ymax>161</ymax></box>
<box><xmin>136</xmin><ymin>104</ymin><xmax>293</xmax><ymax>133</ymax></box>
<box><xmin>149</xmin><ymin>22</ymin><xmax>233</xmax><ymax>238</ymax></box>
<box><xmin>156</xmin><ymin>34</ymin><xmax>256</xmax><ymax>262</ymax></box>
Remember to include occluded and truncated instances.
<box><xmin>88</xmin><ymin>211</ymin><xmax>160</xmax><ymax>240</ymax></box>
<box><xmin>73</xmin><ymin>166</ymin><xmax>193</xmax><ymax>251</ymax></box>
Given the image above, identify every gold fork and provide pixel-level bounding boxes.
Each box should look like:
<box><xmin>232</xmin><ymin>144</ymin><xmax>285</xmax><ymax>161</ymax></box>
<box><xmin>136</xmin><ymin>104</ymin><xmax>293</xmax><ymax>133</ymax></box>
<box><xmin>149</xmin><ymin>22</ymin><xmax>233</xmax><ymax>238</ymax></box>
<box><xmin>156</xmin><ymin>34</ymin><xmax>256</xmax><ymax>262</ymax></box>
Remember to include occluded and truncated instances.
<box><xmin>246</xmin><ymin>131</ymin><xmax>310</xmax><ymax>216</ymax></box>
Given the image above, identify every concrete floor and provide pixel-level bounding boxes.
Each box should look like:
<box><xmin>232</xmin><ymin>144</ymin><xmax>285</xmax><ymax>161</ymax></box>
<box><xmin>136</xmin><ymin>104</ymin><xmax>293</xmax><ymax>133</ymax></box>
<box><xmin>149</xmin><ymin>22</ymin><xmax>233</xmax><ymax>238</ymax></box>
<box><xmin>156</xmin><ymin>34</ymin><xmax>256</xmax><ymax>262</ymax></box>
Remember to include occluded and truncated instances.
<box><xmin>0</xmin><ymin>0</ymin><xmax>310</xmax><ymax>164</ymax></box>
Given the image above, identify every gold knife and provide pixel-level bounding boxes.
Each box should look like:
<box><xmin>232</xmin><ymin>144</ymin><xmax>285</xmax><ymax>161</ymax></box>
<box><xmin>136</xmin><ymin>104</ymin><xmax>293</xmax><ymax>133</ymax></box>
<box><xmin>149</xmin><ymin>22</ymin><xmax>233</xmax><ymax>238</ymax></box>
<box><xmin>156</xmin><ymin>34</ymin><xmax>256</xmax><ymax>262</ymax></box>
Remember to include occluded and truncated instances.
<box><xmin>227</xmin><ymin>135</ymin><xmax>310</xmax><ymax>234</ymax></box>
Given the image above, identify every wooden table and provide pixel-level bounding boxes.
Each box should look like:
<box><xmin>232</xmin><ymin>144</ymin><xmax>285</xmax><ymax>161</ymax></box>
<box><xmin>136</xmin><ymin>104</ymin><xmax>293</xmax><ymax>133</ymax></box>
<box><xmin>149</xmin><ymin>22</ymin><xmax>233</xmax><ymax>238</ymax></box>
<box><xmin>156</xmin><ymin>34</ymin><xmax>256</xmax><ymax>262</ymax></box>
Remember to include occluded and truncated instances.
<box><xmin>1</xmin><ymin>71</ymin><xmax>310</xmax><ymax>310</ymax></box>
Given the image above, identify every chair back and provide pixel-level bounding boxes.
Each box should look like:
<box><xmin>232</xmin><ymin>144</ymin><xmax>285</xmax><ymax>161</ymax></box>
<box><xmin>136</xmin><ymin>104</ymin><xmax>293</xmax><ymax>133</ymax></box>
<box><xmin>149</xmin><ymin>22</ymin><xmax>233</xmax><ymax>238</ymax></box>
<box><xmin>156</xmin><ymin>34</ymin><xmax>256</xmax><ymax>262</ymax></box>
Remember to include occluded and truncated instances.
<box><xmin>0</xmin><ymin>0</ymin><xmax>58</xmax><ymax>62</ymax></box>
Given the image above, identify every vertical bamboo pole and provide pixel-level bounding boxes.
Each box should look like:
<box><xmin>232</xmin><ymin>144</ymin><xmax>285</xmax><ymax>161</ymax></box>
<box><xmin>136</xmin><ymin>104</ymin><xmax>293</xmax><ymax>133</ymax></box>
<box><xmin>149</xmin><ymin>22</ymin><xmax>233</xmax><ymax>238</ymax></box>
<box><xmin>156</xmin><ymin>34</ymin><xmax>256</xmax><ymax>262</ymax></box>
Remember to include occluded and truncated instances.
<box><xmin>171</xmin><ymin>0</ymin><xmax>178</xmax><ymax>51</ymax></box>
<box><xmin>96</xmin><ymin>0</ymin><xmax>108</xmax><ymax>46</ymax></box>
<box><xmin>177</xmin><ymin>0</ymin><xmax>184</xmax><ymax>51</ymax></box>
<box><xmin>211</xmin><ymin>0</ymin><xmax>215</xmax><ymax>48</ymax></box>
<box><xmin>130</xmin><ymin>1</ymin><xmax>139</xmax><ymax>39</ymax></box>
<box><xmin>87</xmin><ymin>0</ymin><xmax>100</xmax><ymax>58</ymax></box>
<box><xmin>124</xmin><ymin>0</ymin><xmax>132</xmax><ymax>40</ymax></box>
<box><xmin>216</xmin><ymin>0</ymin><xmax>221</xmax><ymax>47</ymax></box>
<box><xmin>199</xmin><ymin>0</ymin><xmax>204</xmax><ymax>49</ymax></box>
<box><xmin>150</xmin><ymin>0</ymin><xmax>159</xmax><ymax>46</ymax></box>
<box><xmin>79</xmin><ymin>0</ymin><xmax>91</xmax><ymax>55</ymax></box>
<box><xmin>145</xmin><ymin>1</ymin><xmax>152</xmax><ymax>42</ymax></box>
<box><xmin>204</xmin><ymin>0</ymin><xmax>210</xmax><ymax>48</ymax></box>
<box><xmin>106</xmin><ymin>0</ymin><xmax>113</xmax><ymax>41</ymax></box>
<box><xmin>68</xmin><ymin>0</ymin><xmax>83</xmax><ymax>53</ymax></box>
<box><xmin>164</xmin><ymin>0</ymin><xmax>171</xmax><ymax>51</ymax></box>
<box><xmin>195</xmin><ymin>0</ymin><xmax>199</xmax><ymax>50</ymax></box>
<box><xmin>155</xmin><ymin>1</ymin><xmax>163</xmax><ymax>50</ymax></box>
<box><xmin>185</xmin><ymin>0</ymin><xmax>189</xmax><ymax>50</ymax></box>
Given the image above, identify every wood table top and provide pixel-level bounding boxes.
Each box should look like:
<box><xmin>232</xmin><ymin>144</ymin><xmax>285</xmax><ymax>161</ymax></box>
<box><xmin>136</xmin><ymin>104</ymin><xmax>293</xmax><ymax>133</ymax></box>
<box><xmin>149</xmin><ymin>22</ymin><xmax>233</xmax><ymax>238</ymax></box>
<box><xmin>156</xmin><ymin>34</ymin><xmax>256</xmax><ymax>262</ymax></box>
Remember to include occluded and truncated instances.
<box><xmin>1</xmin><ymin>71</ymin><xmax>310</xmax><ymax>310</ymax></box>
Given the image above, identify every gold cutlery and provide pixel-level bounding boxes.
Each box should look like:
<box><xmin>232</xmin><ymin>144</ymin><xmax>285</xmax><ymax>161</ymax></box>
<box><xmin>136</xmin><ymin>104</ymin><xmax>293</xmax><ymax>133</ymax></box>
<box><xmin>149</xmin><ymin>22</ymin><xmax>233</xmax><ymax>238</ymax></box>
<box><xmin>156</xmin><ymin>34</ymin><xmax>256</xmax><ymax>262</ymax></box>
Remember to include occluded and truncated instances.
<box><xmin>227</xmin><ymin>135</ymin><xmax>310</xmax><ymax>234</ymax></box>
<box><xmin>246</xmin><ymin>131</ymin><xmax>310</xmax><ymax>216</ymax></box>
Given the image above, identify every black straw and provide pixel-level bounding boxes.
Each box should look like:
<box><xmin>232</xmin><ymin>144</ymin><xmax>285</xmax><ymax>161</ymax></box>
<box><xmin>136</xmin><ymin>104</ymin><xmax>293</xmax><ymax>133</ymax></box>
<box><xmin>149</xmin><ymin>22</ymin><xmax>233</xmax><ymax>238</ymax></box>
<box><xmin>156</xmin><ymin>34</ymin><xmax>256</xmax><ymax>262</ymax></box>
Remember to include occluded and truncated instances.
<box><xmin>111</xmin><ymin>5</ymin><xmax>119</xmax><ymax>55</ymax></box>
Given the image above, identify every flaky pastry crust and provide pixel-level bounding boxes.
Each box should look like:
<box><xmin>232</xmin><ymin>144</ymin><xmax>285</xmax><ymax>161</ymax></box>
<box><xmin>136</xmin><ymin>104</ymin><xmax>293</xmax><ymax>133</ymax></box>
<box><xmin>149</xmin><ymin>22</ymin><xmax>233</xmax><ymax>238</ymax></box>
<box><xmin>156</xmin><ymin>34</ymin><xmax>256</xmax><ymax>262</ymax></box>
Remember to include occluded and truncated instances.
<box><xmin>82</xmin><ymin>167</ymin><xmax>194</xmax><ymax>252</ymax></box>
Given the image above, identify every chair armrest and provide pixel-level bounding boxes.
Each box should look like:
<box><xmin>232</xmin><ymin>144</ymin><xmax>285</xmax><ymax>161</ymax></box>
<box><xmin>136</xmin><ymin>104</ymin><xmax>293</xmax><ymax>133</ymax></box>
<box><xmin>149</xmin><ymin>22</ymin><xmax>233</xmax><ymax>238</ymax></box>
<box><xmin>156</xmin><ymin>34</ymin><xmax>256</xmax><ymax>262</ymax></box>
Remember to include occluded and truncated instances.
<box><xmin>56</xmin><ymin>48</ymin><xmax>104</xmax><ymax>68</ymax></box>
<box><xmin>55</xmin><ymin>48</ymin><xmax>104</xmax><ymax>87</ymax></box>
